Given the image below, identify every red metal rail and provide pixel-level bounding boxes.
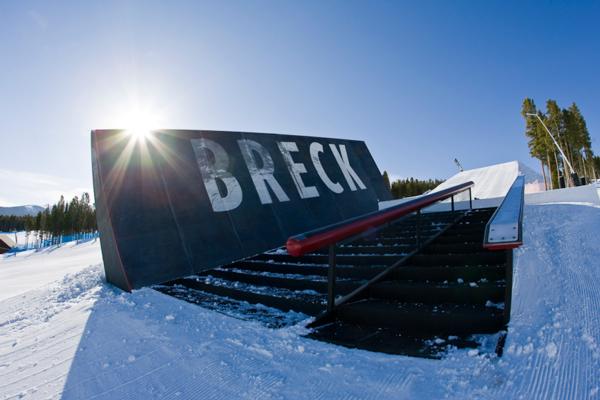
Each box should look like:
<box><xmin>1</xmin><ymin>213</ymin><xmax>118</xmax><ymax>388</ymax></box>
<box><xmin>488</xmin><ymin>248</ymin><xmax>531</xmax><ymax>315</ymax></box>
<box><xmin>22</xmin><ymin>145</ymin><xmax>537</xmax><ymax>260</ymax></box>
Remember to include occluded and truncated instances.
<box><xmin>286</xmin><ymin>181</ymin><xmax>475</xmax><ymax>257</ymax></box>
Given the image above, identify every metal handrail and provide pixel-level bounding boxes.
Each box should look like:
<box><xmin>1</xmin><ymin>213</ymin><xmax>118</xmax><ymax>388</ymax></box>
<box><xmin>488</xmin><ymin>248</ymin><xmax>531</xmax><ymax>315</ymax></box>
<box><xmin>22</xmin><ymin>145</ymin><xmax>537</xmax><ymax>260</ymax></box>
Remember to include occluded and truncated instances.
<box><xmin>483</xmin><ymin>175</ymin><xmax>525</xmax><ymax>250</ymax></box>
<box><xmin>286</xmin><ymin>181</ymin><xmax>475</xmax><ymax>257</ymax></box>
<box><xmin>285</xmin><ymin>180</ymin><xmax>475</xmax><ymax>313</ymax></box>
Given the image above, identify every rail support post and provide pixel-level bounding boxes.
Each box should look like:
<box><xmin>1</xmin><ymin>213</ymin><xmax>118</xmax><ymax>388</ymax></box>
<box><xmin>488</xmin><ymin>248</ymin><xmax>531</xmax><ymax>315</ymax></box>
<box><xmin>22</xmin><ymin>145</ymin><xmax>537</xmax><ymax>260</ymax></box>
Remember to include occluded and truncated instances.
<box><xmin>451</xmin><ymin>195</ymin><xmax>455</xmax><ymax>212</ymax></box>
<box><xmin>327</xmin><ymin>244</ymin><xmax>337</xmax><ymax>313</ymax></box>
<box><xmin>415</xmin><ymin>210</ymin><xmax>421</xmax><ymax>247</ymax></box>
<box><xmin>468</xmin><ymin>188</ymin><xmax>473</xmax><ymax>210</ymax></box>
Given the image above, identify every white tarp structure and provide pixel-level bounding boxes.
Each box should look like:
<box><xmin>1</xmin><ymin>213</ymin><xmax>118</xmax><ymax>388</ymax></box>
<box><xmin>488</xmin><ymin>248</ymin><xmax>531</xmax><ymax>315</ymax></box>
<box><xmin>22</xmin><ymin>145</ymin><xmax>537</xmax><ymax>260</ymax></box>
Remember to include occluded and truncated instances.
<box><xmin>428</xmin><ymin>160</ymin><xmax>555</xmax><ymax>208</ymax></box>
<box><xmin>379</xmin><ymin>161</ymin><xmax>523</xmax><ymax>210</ymax></box>
<box><xmin>430</xmin><ymin>160</ymin><xmax>600</xmax><ymax>206</ymax></box>
<box><xmin>379</xmin><ymin>161</ymin><xmax>549</xmax><ymax>211</ymax></box>
<box><xmin>430</xmin><ymin>161</ymin><xmax>543</xmax><ymax>201</ymax></box>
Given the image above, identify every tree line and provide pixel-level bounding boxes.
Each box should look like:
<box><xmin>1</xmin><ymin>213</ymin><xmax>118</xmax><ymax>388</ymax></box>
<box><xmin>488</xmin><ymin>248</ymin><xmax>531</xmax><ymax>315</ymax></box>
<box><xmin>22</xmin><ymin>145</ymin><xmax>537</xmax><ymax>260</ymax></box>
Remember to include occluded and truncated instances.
<box><xmin>382</xmin><ymin>171</ymin><xmax>444</xmax><ymax>199</ymax></box>
<box><xmin>0</xmin><ymin>193</ymin><xmax>97</xmax><ymax>247</ymax></box>
<box><xmin>0</xmin><ymin>215</ymin><xmax>28</xmax><ymax>232</ymax></box>
<box><xmin>521</xmin><ymin>98</ymin><xmax>598</xmax><ymax>189</ymax></box>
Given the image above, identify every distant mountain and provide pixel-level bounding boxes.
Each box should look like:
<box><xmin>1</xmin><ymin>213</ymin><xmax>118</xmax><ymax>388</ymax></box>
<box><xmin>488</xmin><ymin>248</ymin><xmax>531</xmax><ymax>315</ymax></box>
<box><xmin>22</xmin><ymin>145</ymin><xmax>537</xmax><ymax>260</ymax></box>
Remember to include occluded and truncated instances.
<box><xmin>0</xmin><ymin>205</ymin><xmax>45</xmax><ymax>217</ymax></box>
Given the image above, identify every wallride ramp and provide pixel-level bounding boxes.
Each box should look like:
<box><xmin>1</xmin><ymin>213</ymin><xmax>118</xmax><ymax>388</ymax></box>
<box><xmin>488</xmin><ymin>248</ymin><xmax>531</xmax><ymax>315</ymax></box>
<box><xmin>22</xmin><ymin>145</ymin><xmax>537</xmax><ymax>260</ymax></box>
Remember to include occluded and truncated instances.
<box><xmin>92</xmin><ymin>130</ymin><xmax>391</xmax><ymax>291</ymax></box>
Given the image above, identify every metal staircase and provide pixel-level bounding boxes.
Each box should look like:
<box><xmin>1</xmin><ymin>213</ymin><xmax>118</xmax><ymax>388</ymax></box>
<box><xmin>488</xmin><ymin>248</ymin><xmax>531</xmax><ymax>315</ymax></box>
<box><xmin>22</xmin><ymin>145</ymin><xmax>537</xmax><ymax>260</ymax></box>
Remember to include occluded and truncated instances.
<box><xmin>155</xmin><ymin>210</ymin><xmax>461</xmax><ymax>322</ymax></box>
<box><xmin>155</xmin><ymin>177</ymin><xmax>524</xmax><ymax>357</ymax></box>
<box><xmin>308</xmin><ymin>207</ymin><xmax>510</xmax><ymax>357</ymax></box>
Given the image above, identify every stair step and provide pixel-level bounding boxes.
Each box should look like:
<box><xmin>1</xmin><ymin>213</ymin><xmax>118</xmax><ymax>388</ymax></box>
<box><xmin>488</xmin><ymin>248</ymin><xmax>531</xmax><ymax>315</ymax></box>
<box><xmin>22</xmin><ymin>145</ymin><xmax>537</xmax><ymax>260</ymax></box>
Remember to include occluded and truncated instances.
<box><xmin>336</xmin><ymin>300</ymin><xmax>504</xmax><ymax>334</ymax></box>
<box><xmin>391</xmin><ymin>264</ymin><xmax>506</xmax><ymax>282</ymax></box>
<box><xmin>368</xmin><ymin>281</ymin><xmax>505</xmax><ymax>304</ymax></box>
<box><xmin>307</xmin><ymin>321</ymin><xmax>480</xmax><ymax>358</ymax></box>
<box><xmin>379</xmin><ymin>227</ymin><xmax>446</xmax><ymax>237</ymax></box>
<box><xmin>456</xmin><ymin>217</ymin><xmax>492</xmax><ymax>224</ymax></box>
<box><xmin>169</xmin><ymin>277</ymin><xmax>325</xmax><ymax>315</ymax></box>
<box><xmin>206</xmin><ymin>268</ymin><xmax>364</xmax><ymax>294</ymax></box>
<box><xmin>423</xmin><ymin>243</ymin><xmax>485</xmax><ymax>254</ymax></box>
<box><xmin>353</xmin><ymin>237</ymin><xmax>424</xmax><ymax>246</ymax></box>
<box><xmin>411</xmin><ymin>252</ymin><xmax>506</xmax><ymax>267</ymax></box>
<box><xmin>252</xmin><ymin>253</ymin><xmax>401</xmax><ymax>266</ymax></box>
<box><xmin>155</xmin><ymin>285</ymin><xmax>307</xmax><ymax>328</ymax></box>
<box><xmin>228</xmin><ymin>260</ymin><xmax>387</xmax><ymax>279</ymax></box>
<box><xmin>444</xmin><ymin>225</ymin><xmax>486</xmax><ymax>234</ymax></box>
<box><xmin>433</xmin><ymin>234</ymin><xmax>485</xmax><ymax>244</ymax></box>
<box><xmin>312</xmin><ymin>245</ymin><xmax>410</xmax><ymax>255</ymax></box>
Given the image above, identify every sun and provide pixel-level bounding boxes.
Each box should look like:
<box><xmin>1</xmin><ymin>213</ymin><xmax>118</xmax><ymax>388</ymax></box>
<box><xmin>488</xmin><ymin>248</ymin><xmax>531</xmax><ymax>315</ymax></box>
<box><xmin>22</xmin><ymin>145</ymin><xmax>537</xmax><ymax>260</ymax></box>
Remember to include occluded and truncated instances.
<box><xmin>99</xmin><ymin>100</ymin><xmax>173</xmax><ymax>192</ymax></box>
<box><xmin>129</xmin><ymin>126</ymin><xmax>150</xmax><ymax>141</ymax></box>
<box><xmin>123</xmin><ymin>109</ymin><xmax>158</xmax><ymax>141</ymax></box>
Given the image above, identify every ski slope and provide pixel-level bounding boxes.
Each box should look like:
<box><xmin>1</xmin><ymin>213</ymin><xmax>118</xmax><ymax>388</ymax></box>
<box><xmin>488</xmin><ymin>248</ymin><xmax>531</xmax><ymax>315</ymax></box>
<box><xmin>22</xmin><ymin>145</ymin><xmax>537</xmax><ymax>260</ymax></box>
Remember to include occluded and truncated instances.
<box><xmin>1</xmin><ymin>203</ymin><xmax>599</xmax><ymax>399</ymax></box>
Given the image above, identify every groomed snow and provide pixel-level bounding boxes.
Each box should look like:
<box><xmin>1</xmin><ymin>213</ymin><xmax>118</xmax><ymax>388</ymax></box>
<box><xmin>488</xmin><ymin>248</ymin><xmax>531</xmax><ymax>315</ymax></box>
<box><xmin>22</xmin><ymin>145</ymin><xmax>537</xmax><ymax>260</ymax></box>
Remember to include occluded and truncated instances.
<box><xmin>0</xmin><ymin>240</ymin><xmax>102</xmax><ymax>301</ymax></box>
<box><xmin>1</xmin><ymin>204</ymin><xmax>599</xmax><ymax>399</ymax></box>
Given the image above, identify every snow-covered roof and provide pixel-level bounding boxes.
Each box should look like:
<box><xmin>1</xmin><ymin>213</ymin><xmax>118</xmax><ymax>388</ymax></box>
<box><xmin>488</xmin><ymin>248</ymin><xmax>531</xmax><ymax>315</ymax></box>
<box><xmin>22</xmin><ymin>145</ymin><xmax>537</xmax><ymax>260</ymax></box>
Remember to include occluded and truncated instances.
<box><xmin>0</xmin><ymin>234</ymin><xmax>16</xmax><ymax>248</ymax></box>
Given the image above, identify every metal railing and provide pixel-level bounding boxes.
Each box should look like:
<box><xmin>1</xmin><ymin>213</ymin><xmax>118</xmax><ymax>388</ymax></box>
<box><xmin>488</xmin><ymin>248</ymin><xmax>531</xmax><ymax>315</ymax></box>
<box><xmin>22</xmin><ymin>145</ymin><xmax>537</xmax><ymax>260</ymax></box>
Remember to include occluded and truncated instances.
<box><xmin>286</xmin><ymin>181</ymin><xmax>475</xmax><ymax>313</ymax></box>
<box><xmin>483</xmin><ymin>175</ymin><xmax>525</xmax><ymax>250</ymax></box>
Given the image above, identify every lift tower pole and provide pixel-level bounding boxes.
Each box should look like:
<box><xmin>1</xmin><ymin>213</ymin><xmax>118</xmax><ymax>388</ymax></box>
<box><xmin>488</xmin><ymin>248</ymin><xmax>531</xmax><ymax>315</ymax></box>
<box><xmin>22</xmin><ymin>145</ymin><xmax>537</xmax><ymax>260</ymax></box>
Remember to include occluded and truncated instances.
<box><xmin>526</xmin><ymin>113</ymin><xmax>578</xmax><ymax>187</ymax></box>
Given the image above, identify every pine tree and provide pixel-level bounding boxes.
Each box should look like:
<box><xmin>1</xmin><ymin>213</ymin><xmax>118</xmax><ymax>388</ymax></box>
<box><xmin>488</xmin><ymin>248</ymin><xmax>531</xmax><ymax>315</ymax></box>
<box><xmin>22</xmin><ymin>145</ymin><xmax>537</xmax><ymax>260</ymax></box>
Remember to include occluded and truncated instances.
<box><xmin>382</xmin><ymin>171</ymin><xmax>391</xmax><ymax>192</ymax></box>
<box><xmin>545</xmin><ymin>100</ymin><xmax>572</xmax><ymax>186</ymax></box>
<box><xmin>389</xmin><ymin>177</ymin><xmax>444</xmax><ymax>199</ymax></box>
<box><xmin>568</xmin><ymin>103</ymin><xmax>596</xmax><ymax>180</ymax></box>
<box><xmin>522</xmin><ymin>98</ymin><xmax>597</xmax><ymax>187</ymax></box>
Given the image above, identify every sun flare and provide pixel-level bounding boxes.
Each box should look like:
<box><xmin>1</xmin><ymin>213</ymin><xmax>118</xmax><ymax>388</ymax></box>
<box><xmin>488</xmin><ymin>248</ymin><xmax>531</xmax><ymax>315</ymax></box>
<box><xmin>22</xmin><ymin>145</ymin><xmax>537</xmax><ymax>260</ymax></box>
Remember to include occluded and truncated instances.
<box><xmin>109</xmin><ymin>100</ymin><xmax>167</xmax><ymax>141</ymax></box>
<box><xmin>123</xmin><ymin>110</ymin><xmax>159</xmax><ymax>141</ymax></box>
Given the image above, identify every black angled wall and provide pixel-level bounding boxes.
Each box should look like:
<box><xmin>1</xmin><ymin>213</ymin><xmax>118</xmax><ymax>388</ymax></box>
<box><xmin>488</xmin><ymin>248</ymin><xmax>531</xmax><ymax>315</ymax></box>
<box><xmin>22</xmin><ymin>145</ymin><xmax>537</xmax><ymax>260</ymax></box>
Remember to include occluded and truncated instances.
<box><xmin>92</xmin><ymin>129</ymin><xmax>391</xmax><ymax>291</ymax></box>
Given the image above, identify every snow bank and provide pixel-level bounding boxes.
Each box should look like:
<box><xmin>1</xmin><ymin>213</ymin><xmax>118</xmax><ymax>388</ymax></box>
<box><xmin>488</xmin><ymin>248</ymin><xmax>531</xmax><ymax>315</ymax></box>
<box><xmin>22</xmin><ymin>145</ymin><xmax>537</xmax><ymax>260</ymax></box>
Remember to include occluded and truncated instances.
<box><xmin>0</xmin><ymin>240</ymin><xmax>102</xmax><ymax>301</ymax></box>
<box><xmin>526</xmin><ymin>183</ymin><xmax>600</xmax><ymax>206</ymax></box>
<box><xmin>1</xmin><ymin>204</ymin><xmax>600</xmax><ymax>399</ymax></box>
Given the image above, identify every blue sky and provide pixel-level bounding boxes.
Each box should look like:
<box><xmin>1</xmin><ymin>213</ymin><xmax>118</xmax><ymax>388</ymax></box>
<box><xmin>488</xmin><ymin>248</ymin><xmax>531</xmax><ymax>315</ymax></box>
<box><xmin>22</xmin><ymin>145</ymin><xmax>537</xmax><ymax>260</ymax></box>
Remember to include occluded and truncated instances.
<box><xmin>1</xmin><ymin>1</ymin><xmax>599</xmax><ymax>206</ymax></box>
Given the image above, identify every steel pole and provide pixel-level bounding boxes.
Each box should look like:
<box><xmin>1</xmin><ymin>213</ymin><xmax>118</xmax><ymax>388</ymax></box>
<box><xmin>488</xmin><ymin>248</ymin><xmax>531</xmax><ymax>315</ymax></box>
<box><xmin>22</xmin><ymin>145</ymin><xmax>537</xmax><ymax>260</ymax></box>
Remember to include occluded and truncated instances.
<box><xmin>527</xmin><ymin>113</ymin><xmax>576</xmax><ymax>175</ymax></box>
<box><xmin>327</xmin><ymin>244</ymin><xmax>337</xmax><ymax>313</ymax></box>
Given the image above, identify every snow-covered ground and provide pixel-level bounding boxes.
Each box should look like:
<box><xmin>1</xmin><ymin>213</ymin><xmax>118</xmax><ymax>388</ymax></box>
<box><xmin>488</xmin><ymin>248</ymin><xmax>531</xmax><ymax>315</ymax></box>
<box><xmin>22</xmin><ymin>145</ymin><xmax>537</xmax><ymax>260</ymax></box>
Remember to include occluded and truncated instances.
<box><xmin>0</xmin><ymin>240</ymin><xmax>102</xmax><ymax>301</ymax></box>
<box><xmin>1</xmin><ymin>203</ymin><xmax>599</xmax><ymax>399</ymax></box>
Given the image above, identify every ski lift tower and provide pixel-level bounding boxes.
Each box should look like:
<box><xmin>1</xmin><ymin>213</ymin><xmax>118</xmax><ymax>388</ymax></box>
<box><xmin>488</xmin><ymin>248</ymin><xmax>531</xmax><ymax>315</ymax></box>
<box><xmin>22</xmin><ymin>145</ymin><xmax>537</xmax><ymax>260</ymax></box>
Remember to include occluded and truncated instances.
<box><xmin>454</xmin><ymin>158</ymin><xmax>464</xmax><ymax>172</ymax></box>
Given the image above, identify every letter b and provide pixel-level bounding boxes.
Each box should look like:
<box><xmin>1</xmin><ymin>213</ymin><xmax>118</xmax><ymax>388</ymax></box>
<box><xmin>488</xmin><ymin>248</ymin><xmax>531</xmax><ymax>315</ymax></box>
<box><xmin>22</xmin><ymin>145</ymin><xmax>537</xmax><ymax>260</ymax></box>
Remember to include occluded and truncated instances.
<box><xmin>191</xmin><ymin>138</ymin><xmax>243</xmax><ymax>212</ymax></box>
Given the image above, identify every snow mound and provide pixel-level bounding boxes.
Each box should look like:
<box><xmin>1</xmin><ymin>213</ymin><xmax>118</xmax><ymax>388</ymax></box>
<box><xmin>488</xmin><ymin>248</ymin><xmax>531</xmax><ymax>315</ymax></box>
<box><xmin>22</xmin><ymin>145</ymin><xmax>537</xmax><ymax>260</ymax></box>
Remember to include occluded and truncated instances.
<box><xmin>0</xmin><ymin>264</ymin><xmax>104</xmax><ymax>332</ymax></box>
<box><xmin>0</xmin><ymin>240</ymin><xmax>102</xmax><ymax>301</ymax></box>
